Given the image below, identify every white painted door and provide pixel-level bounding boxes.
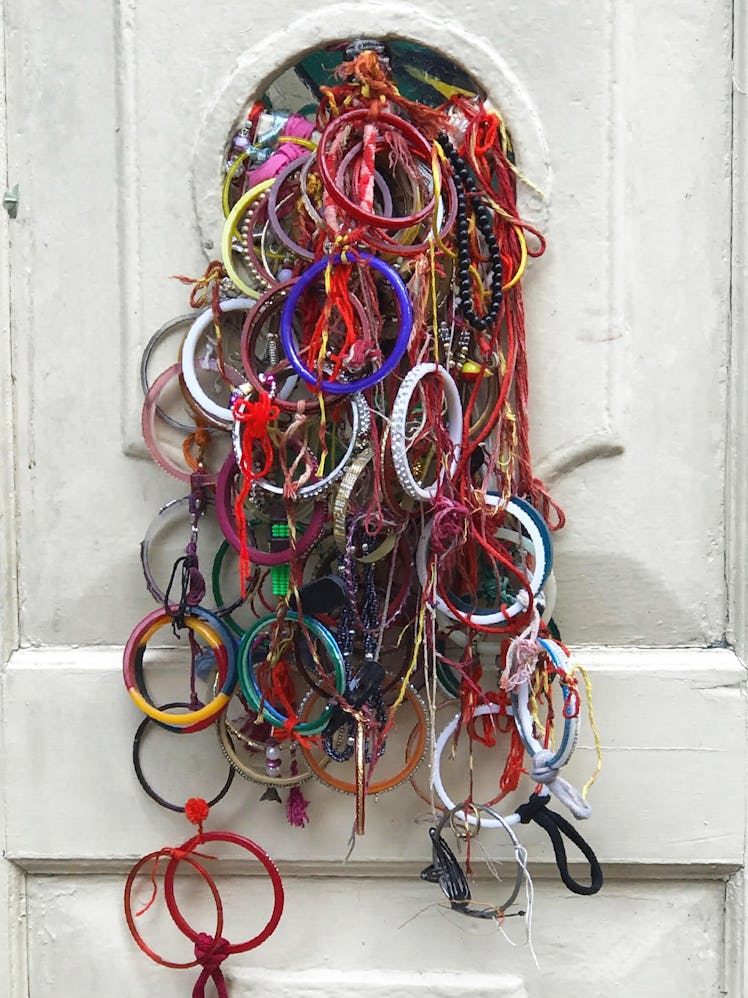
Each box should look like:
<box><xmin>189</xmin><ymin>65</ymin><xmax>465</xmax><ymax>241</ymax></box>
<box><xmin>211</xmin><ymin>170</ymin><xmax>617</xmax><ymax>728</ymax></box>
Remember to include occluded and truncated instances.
<box><xmin>1</xmin><ymin>1</ymin><xmax>746</xmax><ymax>996</ymax></box>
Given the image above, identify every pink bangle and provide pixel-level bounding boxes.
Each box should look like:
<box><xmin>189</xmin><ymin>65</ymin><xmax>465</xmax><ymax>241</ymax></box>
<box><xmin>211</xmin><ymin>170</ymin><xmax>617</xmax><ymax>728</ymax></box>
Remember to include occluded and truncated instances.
<box><xmin>141</xmin><ymin>363</ymin><xmax>229</xmax><ymax>485</ymax></box>
<box><xmin>215</xmin><ymin>453</ymin><xmax>327</xmax><ymax>564</ymax></box>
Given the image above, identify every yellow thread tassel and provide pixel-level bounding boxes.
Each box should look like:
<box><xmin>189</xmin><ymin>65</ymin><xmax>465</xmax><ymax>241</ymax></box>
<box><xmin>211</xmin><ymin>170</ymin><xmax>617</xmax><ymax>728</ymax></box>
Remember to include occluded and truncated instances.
<box><xmin>571</xmin><ymin>664</ymin><xmax>603</xmax><ymax>799</ymax></box>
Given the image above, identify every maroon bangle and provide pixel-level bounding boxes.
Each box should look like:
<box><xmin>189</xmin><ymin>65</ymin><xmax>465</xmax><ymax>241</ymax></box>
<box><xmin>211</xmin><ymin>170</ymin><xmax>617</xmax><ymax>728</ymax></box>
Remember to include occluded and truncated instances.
<box><xmin>355</xmin><ymin>173</ymin><xmax>458</xmax><ymax>258</ymax></box>
<box><xmin>163</xmin><ymin>830</ymin><xmax>284</xmax><ymax>953</ymax></box>
<box><xmin>124</xmin><ymin>849</ymin><xmax>223</xmax><ymax>969</ymax></box>
<box><xmin>317</xmin><ymin>109</ymin><xmax>437</xmax><ymax>230</ymax></box>
<box><xmin>215</xmin><ymin>453</ymin><xmax>327</xmax><ymax>563</ymax></box>
<box><xmin>239</xmin><ymin>282</ymin><xmax>323</xmax><ymax>414</ymax></box>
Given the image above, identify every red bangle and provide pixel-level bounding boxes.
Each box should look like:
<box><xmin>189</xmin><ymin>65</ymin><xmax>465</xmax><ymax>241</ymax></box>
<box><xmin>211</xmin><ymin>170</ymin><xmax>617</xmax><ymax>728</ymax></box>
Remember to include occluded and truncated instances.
<box><xmin>163</xmin><ymin>830</ymin><xmax>284</xmax><ymax>953</ymax></box>
<box><xmin>124</xmin><ymin>849</ymin><xmax>224</xmax><ymax>969</ymax></box>
<box><xmin>317</xmin><ymin>109</ymin><xmax>437</xmax><ymax>230</ymax></box>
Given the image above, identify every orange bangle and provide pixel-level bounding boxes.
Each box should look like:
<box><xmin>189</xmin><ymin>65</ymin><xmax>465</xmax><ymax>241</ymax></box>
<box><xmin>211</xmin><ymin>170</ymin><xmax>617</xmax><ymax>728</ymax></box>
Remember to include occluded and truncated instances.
<box><xmin>298</xmin><ymin>684</ymin><xmax>428</xmax><ymax>795</ymax></box>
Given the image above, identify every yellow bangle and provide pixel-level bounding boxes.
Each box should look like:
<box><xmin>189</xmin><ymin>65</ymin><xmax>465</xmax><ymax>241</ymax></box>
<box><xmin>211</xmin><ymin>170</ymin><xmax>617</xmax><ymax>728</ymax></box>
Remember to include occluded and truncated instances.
<box><xmin>220</xmin><ymin>179</ymin><xmax>275</xmax><ymax>298</ymax></box>
<box><xmin>125</xmin><ymin>613</ymin><xmax>233</xmax><ymax>727</ymax></box>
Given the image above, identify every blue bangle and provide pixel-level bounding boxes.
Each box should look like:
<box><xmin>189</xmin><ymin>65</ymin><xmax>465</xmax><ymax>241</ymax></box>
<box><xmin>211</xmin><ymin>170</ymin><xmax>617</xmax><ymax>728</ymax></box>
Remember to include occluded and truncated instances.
<box><xmin>279</xmin><ymin>252</ymin><xmax>413</xmax><ymax>395</ymax></box>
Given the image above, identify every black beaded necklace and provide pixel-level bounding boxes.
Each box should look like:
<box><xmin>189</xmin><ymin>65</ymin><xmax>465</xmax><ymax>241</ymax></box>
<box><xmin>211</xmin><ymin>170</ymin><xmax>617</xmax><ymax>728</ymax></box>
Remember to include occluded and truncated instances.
<box><xmin>438</xmin><ymin>133</ymin><xmax>503</xmax><ymax>332</ymax></box>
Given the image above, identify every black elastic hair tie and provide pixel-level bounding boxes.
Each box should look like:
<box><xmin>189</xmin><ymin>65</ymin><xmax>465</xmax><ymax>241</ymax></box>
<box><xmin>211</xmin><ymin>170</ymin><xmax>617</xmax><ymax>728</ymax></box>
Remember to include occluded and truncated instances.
<box><xmin>516</xmin><ymin>793</ymin><xmax>603</xmax><ymax>896</ymax></box>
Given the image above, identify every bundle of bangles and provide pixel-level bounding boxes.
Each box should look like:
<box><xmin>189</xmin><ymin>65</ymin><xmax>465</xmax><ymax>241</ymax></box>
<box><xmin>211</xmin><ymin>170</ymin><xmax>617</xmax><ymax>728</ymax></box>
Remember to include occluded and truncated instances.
<box><xmin>124</xmin><ymin>40</ymin><xmax>603</xmax><ymax>988</ymax></box>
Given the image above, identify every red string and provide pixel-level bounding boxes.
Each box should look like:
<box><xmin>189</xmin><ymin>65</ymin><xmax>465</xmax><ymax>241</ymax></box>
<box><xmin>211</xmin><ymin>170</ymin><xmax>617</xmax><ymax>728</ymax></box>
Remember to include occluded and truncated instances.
<box><xmin>232</xmin><ymin>390</ymin><xmax>279</xmax><ymax>596</ymax></box>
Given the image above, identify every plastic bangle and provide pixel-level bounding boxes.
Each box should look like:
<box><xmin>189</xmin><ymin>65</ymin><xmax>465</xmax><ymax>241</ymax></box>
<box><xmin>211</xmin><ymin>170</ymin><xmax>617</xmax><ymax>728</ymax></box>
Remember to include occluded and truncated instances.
<box><xmin>215</xmin><ymin>454</ymin><xmax>327</xmax><ymax>563</ymax></box>
<box><xmin>279</xmin><ymin>253</ymin><xmax>413</xmax><ymax>394</ymax></box>
<box><xmin>132</xmin><ymin>704</ymin><xmax>235</xmax><ymax>812</ymax></box>
<box><xmin>211</xmin><ymin>538</ymin><xmax>265</xmax><ymax>637</ymax></box>
<box><xmin>180</xmin><ymin>298</ymin><xmax>259</xmax><ymax>426</ymax></box>
<box><xmin>389</xmin><ymin>363</ymin><xmax>463</xmax><ymax>501</ymax></box>
<box><xmin>231</xmin><ymin>390</ymin><xmax>370</xmax><ymax>500</ymax></box>
<box><xmin>430</xmin><ymin>704</ymin><xmax>529</xmax><ymax>829</ymax></box>
<box><xmin>416</xmin><ymin>495</ymin><xmax>552</xmax><ymax>626</ymax></box>
<box><xmin>238</xmin><ymin>611</ymin><xmax>346</xmax><ymax>734</ymax></box>
<box><xmin>317</xmin><ymin>109</ymin><xmax>436</xmax><ymax>230</ymax></box>
<box><xmin>124</xmin><ymin>850</ymin><xmax>223</xmax><ymax>969</ymax></box>
<box><xmin>163</xmin><ymin>830</ymin><xmax>284</xmax><ymax>953</ymax></box>
<box><xmin>511</xmin><ymin>638</ymin><xmax>578</xmax><ymax>770</ymax></box>
<box><xmin>220</xmin><ymin>179</ymin><xmax>275</xmax><ymax>298</ymax></box>
<box><xmin>141</xmin><ymin>363</ymin><xmax>228</xmax><ymax>485</ymax></box>
<box><xmin>298</xmin><ymin>684</ymin><xmax>428</xmax><ymax>795</ymax></box>
<box><xmin>124</xmin><ymin>607</ymin><xmax>237</xmax><ymax>728</ymax></box>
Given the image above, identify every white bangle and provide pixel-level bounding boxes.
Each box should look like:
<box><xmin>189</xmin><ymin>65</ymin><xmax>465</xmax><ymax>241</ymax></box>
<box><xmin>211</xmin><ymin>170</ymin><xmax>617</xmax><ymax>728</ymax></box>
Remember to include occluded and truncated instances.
<box><xmin>430</xmin><ymin>704</ymin><xmax>528</xmax><ymax>829</ymax></box>
<box><xmin>389</xmin><ymin>363</ymin><xmax>463</xmax><ymax>501</ymax></box>
<box><xmin>231</xmin><ymin>390</ymin><xmax>369</xmax><ymax>501</ymax></box>
<box><xmin>416</xmin><ymin>493</ymin><xmax>552</xmax><ymax>626</ymax></box>
<box><xmin>180</xmin><ymin>298</ymin><xmax>258</xmax><ymax>426</ymax></box>
<box><xmin>512</xmin><ymin>638</ymin><xmax>579</xmax><ymax>770</ymax></box>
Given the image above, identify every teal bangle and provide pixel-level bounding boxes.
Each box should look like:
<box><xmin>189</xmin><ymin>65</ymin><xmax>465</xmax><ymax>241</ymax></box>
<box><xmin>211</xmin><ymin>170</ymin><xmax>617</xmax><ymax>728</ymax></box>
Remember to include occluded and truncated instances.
<box><xmin>238</xmin><ymin>611</ymin><xmax>346</xmax><ymax>735</ymax></box>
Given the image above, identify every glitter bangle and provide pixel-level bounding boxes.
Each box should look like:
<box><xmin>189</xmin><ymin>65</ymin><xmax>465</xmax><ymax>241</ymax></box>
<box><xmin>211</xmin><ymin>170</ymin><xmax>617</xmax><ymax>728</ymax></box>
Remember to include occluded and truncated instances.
<box><xmin>389</xmin><ymin>363</ymin><xmax>463</xmax><ymax>502</ymax></box>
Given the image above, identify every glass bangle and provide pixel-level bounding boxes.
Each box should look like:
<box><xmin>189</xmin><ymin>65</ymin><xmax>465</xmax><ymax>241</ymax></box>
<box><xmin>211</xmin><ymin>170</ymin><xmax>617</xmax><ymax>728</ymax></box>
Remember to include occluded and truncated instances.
<box><xmin>237</xmin><ymin>611</ymin><xmax>346</xmax><ymax>734</ymax></box>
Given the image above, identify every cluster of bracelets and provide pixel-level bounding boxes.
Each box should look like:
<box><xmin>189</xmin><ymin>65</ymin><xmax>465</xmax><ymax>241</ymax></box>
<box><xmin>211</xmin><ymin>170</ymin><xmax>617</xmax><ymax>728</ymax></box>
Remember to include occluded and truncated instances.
<box><xmin>124</xmin><ymin>39</ymin><xmax>603</xmax><ymax>979</ymax></box>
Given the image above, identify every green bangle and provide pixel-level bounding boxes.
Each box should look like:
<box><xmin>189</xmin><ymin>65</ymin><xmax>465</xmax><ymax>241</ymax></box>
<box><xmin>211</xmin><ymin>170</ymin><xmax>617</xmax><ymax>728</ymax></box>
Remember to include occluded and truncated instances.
<box><xmin>238</xmin><ymin>611</ymin><xmax>346</xmax><ymax>735</ymax></box>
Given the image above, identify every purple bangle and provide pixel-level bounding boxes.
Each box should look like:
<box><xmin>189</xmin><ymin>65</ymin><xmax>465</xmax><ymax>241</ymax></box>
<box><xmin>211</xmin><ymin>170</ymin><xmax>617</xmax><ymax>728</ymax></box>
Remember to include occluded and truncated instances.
<box><xmin>279</xmin><ymin>253</ymin><xmax>413</xmax><ymax>395</ymax></box>
<box><xmin>215</xmin><ymin>453</ymin><xmax>327</xmax><ymax>563</ymax></box>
